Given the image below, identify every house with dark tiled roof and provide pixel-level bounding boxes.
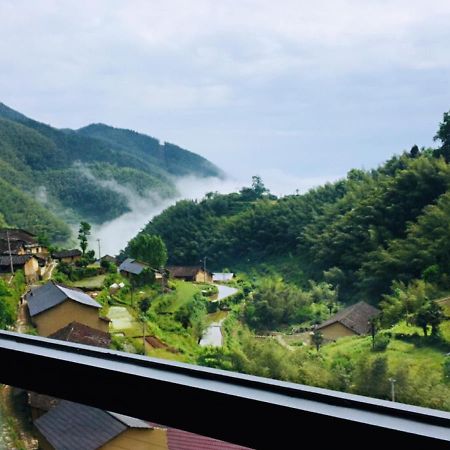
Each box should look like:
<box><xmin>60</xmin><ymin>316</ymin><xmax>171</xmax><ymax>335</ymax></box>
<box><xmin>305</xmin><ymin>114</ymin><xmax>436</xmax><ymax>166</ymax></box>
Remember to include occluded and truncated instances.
<box><xmin>34</xmin><ymin>400</ymin><xmax>168</xmax><ymax>450</ymax></box>
<box><xmin>51</xmin><ymin>249</ymin><xmax>82</xmax><ymax>264</ymax></box>
<box><xmin>119</xmin><ymin>258</ymin><xmax>163</xmax><ymax>284</ymax></box>
<box><xmin>0</xmin><ymin>254</ymin><xmax>46</xmax><ymax>283</ymax></box>
<box><xmin>34</xmin><ymin>399</ymin><xmax>253</xmax><ymax>450</ymax></box>
<box><xmin>25</xmin><ymin>282</ymin><xmax>109</xmax><ymax>336</ymax></box>
<box><xmin>119</xmin><ymin>258</ymin><xmax>148</xmax><ymax>276</ymax></box>
<box><xmin>167</xmin><ymin>266</ymin><xmax>212</xmax><ymax>283</ymax></box>
<box><xmin>315</xmin><ymin>301</ymin><xmax>380</xmax><ymax>341</ymax></box>
<box><xmin>0</xmin><ymin>228</ymin><xmax>48</xmax><ymax>255</ymax></box>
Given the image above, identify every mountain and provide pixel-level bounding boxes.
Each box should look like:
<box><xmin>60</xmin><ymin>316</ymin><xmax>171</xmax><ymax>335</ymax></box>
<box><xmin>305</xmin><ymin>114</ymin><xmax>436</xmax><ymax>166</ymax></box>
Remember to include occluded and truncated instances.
<box><xmin>130</xmin><ymin>110</ymin><xmax>450</xmax><ymax>306</ymax></box>
<box><xmin>0</xmin><ymin>102</ymin><xmax>223</xmax><ymax>241</ymax></box>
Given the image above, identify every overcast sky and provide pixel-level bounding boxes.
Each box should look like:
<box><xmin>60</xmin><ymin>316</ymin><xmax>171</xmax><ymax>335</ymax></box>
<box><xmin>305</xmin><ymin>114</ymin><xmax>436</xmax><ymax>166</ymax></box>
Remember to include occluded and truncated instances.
<box><xmin>1</xmin><ymin>0</ymin><xmax>450</xmax><ymax>194</ymax></box>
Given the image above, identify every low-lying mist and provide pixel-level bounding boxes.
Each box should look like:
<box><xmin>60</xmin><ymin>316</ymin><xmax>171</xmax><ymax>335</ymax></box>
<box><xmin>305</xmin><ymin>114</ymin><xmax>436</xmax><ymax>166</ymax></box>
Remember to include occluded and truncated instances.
<box><xmin>89</xmin><ymin>176</ymin><xmax>239</xmax><ymax>256</ymax></box>
<box><xmin>90</xmin><ymin>170</ymin><xmax>341</xmax><ymax>256</ymax></box>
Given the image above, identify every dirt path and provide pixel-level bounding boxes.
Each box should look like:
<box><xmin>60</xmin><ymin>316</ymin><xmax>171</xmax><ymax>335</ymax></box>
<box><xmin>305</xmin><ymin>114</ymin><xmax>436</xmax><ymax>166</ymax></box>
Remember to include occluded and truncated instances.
<box><xmin>0</xmin><ymin>386</ymin><xmax>38</xmax><ymax>450</ymax></box>
<box><xmin>15</xmin><ymin>302</ymin><xmax>29</xmax><ymax>334</ymax></box>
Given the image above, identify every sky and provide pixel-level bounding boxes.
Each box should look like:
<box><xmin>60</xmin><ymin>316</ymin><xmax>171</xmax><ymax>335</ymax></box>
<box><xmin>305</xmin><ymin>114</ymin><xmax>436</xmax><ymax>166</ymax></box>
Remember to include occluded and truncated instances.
<box><xmin>1</xmin><ymin>0</ymin><xmax>450</xmax><ymax>195</ymax></box>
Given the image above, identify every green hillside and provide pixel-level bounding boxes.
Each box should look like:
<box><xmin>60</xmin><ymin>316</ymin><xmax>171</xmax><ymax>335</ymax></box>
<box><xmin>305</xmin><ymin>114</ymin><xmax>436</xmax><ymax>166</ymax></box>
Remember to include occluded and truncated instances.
<box><xmin>133</xmin><ymin>111</ymin><xmax>450</xmax><ymax>307</ymax></box>
<box><xmin>0</xmin><ymin>102</ymin><xmax>222</xmax><ymax>241</ymax></box>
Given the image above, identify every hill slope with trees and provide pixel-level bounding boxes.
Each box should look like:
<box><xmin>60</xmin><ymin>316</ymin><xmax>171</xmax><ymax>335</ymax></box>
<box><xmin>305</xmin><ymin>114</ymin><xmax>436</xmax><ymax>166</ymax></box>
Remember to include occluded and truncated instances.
<box><xmin>0</xmin><ymin>102</ymin><xmax>222</xmax><ymax>241</ymax></box>
<box><xmin>133</xmin><ymin>111</ymin><xmax>450</xmax><ymax>307</ymax></box>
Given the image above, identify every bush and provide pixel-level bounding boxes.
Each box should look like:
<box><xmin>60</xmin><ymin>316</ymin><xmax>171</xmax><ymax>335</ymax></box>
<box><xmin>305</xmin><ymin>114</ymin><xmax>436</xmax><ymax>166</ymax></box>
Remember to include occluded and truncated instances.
<box><xmin>207</xmin><ymin>301</ymin><xmax>219</xmax><ymax>313</ymax></box>
<box><xmin>372</xmin><ymin>334</ymin><xmax>391</xmax><ymax>352</ymax></box>
<box><xmin>443</xmin><ymin>357</ymin><xmax>450</xmax><ymax>382</ymax></box>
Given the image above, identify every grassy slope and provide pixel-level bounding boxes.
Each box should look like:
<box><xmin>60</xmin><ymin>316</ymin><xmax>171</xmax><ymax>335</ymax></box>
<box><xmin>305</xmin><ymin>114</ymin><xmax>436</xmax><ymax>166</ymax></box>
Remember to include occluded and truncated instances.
<box><xmin>104</xmin><ymin>280</ymin><xmax>205</xmax><ymax>362</ymax></box>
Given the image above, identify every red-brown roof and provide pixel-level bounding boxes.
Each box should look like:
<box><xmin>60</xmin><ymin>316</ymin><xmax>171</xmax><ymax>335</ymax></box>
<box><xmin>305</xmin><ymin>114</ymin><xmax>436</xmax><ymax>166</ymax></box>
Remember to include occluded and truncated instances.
<box><xmin>149</xmin><ymin>423</ymin><xmax>253</xmax><ymax>450</ymax></box>
<box><xmin>49</xmin><ymin>322</ymin><xmax>111</xmax><ymax>348</ymax></box>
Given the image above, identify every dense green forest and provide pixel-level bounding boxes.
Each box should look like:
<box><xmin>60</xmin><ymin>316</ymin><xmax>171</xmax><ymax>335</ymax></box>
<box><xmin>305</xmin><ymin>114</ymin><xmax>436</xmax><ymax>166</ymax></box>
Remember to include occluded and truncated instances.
<box><xmin>0</xmin><ymin>102</ymin><xmax>222</xmax><ymax>241</ymax></box>
<box><xmin>135</xmin><ymin>112</ymin><xmax>450</xmax><ymax>307</ymax></box>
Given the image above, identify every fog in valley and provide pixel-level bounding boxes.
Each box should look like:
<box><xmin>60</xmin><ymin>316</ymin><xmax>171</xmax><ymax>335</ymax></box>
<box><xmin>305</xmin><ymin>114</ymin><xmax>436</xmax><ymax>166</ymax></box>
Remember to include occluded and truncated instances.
<box><xmin>90</xmin><ymin>170</ymin><xmax>340</xmax><ymax>256</ymax></box>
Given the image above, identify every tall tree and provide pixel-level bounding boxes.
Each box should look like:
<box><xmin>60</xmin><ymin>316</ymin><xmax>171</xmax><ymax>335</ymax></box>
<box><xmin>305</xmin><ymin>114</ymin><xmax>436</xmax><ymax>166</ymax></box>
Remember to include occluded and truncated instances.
<box><xmin>128</xmin><ymin>233</ymin><xmax>168</xmax><ymax>268</ymax></box>
<box><xmin>434</xmin><ymin>110</ymin><xmax>450</xmax><ymax>160</ymax></box>
<box><xmin>414</xmin><ymin>300</ymin><xmax>444</xmax><ymax>337</ymax></box>
<box><xmin>78</xmin><ymin>221</ymin><xmax>91</xmax><ymax>256</ymax></box>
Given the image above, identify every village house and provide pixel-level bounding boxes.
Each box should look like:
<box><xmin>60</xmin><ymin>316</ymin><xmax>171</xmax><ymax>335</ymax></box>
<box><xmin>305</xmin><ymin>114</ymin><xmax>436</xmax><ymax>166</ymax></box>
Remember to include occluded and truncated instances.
<box><xmin>51</xmin><ymin>249</ymin><xmax>82</xmax><ymax>264</ymax></box>
<box><xmin>119</xmin><ymin>258</ymin><xmax>163</xmax><ymax>284</ymax></box>
<box><xmin>0</xmin><ymin>254</ymin><xmax>46</xmax><ymax>283</ymax></box>
<box><xmin>25</xmin><ymin>282</ymin><xmax>109</xmax><ymax>336</ymax></box>
<box><xmin>99</xmin><ymin>254</ymin><xmax>118</xmax><ymax>265</ymax></box>
<box><xmin>119</xmin><ymin>258</ymin><xmax>148</xmax><ymax>277</ymax></box>
<box><xmin>315</xmin><ymin>301</ymin><xmax>380</xmax><ymax>341</ymax></box>
<box><xmin>0</xmin><ymin>228</ymin><xmax>48</xmax><ymax>255</ymax></box>
<box><xmin>32</xmin><ymin>399</ymin><xmax>251</xmax><ymax>450</ymax></box>
<box><xmin>34</xmin><ymin>400</ymin><xmax>169</xmax><ymax>450</ymax></box>
<box><xmin>167</xmin><ymin>266</ymin><xmax>212</xmax><ymax>283</ymax></box>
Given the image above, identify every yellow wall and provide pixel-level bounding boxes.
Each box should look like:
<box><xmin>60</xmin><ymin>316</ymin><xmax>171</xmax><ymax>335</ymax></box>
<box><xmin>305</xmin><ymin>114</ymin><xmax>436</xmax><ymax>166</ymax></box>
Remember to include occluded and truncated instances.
<box><xmin>61</xmin><ymin>256</ymin><xmax>81</xmax><ymax>264</ymax></box>
<box><xmin>100</xmin><ymin>428</ymin><xmax>168</xmax><ymax>450</ymax></box>
<box><xmin>319</xmin><ymin>322</ymin><xmax>356</xmax><ymax>341</ymax></box>
<box><xmin>24</xmin><ymin>257</ymin><xmax>39</xmax><ymax>283</ymax></box>
<box><xmin>32</xmin><ymin>299</ymin><xmax>108</xmax><ymax>337</ymax></box>
<box><xmin>195</xmin><ymin>271</ymin><xmax>212</xmax><ymax>283</ymax></box>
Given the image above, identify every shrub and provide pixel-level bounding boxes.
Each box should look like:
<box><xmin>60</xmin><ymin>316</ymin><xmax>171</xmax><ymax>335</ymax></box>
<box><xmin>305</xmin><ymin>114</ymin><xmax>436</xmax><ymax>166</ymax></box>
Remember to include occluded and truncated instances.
<box><xmin>443</xmin><ymin>356</ymin><xmax>450</xmax><ymax>382</ymax></box>
<box><xmin>372</xmin><ymin>334</ymin><xmax>390</xmax><ymax>352</ymax></box>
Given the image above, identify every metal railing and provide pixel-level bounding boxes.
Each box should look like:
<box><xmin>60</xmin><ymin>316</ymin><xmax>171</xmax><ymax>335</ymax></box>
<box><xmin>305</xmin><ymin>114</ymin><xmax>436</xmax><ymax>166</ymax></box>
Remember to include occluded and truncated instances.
<box><xmin>0</xmin><ymin>330</ymin><xmax>448</xmax><ymax>449</ymax></box>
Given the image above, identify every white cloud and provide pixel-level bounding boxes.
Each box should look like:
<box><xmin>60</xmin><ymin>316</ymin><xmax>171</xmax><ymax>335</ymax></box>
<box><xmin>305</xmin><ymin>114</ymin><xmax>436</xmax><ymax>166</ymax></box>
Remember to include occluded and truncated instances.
<box><xmin>0</xmin><ymin>0</ymin><xmax>449</xmax><ymax>182</ymax></box>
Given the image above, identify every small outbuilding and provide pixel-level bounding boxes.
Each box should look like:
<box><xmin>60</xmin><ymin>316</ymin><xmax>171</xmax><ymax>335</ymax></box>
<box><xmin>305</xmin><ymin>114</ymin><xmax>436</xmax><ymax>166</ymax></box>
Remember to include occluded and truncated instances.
<box><xmin>212</xmin><ymin>272</ymin><xmax>235</xmax><ymax>283</ymax></box>
<box><xmin>315</xmin><ymin>301</ymin><xmax>380</xmax><ymax>341</ymax></box>
<box><xmin>52</xmin><ymin>249</ymin><xmax>82</xmax><ymax>264</ymax></box>
<box><xmin>167</xmin><ymin>266</ymin><xmax>212</xmax><ymax>283</ymax></box>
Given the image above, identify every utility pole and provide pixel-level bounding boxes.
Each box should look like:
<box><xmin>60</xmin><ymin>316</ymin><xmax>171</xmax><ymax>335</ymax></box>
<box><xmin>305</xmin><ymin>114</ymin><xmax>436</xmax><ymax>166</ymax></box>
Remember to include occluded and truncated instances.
<box><xmin>142</xmin><ymin>316</ymin><xmax>146</xmax><ymax>356</ymax></box>
<box><xmin>6</xmin><ymin>230</ymin><xmax>14</xmax><ymax>276</ymax></box>
<box><xmin>97</xmin><ymin>238</ymin><xmax>101</xmax><ymax>260</ymax></box>
<box><xmin>202</xmin><ymin>256</ymin><xmax>207</xmax><ymax>283</ymax></box>
<box><xmin>388</xmin><ymin>377</ymin><xmax>396</xmax><ymax>402</ymax></box>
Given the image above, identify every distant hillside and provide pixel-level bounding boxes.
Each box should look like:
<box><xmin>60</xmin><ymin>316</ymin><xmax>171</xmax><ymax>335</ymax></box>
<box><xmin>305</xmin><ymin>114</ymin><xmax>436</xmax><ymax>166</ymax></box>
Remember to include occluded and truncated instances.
<box><xmin>131</xmin><ymin>111</ymin><xmax>450</xmax><ymax>306</ymax></box>
<box><xmin>0</xmin><ymin>102</ymin><xmax>222</xmax><ymax>241</ymax></box>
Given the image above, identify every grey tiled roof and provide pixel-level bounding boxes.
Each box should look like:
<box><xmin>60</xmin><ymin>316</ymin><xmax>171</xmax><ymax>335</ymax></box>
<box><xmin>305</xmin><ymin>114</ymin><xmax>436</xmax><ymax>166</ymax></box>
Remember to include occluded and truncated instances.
<box><xmin>316</xmin><ymin>301</ymin><xmax>380</xmax><ymax>335</ymax></box>
<box><xmin>0</xmin><ymin>254</ymin><xmax>33</xmax><ymax>266</ymax></box>
<box><xmin>167</xmin><ymin>266</ymin><xmax>206</xmax><ymax>278</ymax></box>
<box><xmin>0</xmin><ymin>228</ymin><xmax>37</xmax><ymax>244</ymax></box>
<box><xmin>26</xmin><ymin>282</ymin><xmax>101</xmax><ymax>317</ymax></box>
<box><xmin>109</xmin><ymin>412</ymin><xmax>152</xmax><ymax>429</ymax></box>
<box><xmin>35</xmin><ymin>401</ymin><xmax>127</xmax><ymax>450</ymax></box>
<box><xmin>52</xmin><ymin>249</ymin><xmax>82</xmax><ymax>259</ymax></box>
<box><xmin>119</xmin><ymin>258</ymin><xmax>148</xmax><ymax>275</ymax></box>
<box><xmin>35</xmin><ymin>400</ymin><xmax>152</xmax><ymax>450</ymax></box>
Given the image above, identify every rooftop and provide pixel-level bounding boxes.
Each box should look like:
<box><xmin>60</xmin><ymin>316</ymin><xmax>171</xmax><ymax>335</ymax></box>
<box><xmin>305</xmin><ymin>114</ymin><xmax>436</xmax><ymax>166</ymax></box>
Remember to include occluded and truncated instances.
<box><xmin>316</xmin><ymin>301</ymin><xmax>380</xmax><ymax>335</ymax></box>
<box><xmin>52</xmin><ymin>249</ymin><xmax>82</xmax><ymax>259</ymax></box>
<box><xmin>35</xmin><ymin>400</ymin><xmax>152</xmax><ymax>450</ymax></box>
<box><xmin>167</xmin><ymin>266</ymin><xmax>207</xmax><ymax>277</ymax></box>
<box><xmin>0</xmin><ymin>228</ymin><xmax>37</xmax><ymax>245</ymax></box>
<box><xmin>49</xmin><ymin>322</ymin><xmax>111</xmax><ymax>348</ymax></box>
<box><xmin>119</xmin><ymin>257</ymin><xmax>149</xmax><ymax>275</ymax></box>
<box><xmin>25</xmin><ymin>282</ymin><xmax>101</xmax><ymax>317</ymax></box>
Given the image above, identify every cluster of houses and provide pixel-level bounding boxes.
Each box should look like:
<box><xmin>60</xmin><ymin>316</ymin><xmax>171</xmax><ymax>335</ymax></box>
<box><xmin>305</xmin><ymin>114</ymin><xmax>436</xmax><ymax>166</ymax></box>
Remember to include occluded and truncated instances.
<box><xmin>19</xmin><ymin>280</ymin><xmax>247</xmax><ymax>449</ymax></box>
<box><xmin>119</xmin><ymin>258</ymin><xmax>235</xmax><ymax>286</ymax></box>
<box><xmin>0</xmin><ymin>228</ymin><xmax>83</xmax><ymax>283</ymax></box>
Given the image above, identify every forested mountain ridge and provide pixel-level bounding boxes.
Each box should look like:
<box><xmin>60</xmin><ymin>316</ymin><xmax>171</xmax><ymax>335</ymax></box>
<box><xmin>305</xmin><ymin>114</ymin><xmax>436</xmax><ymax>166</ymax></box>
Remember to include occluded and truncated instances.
<box><xmin>0</xmin><ymin>102</ymin><xmax>222</xmax><ymax>241</ymax></box>
<box><xmin>134</xmin><ymin>112</ymin><xmax>450</xmax><ymax>306</ymax></box>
